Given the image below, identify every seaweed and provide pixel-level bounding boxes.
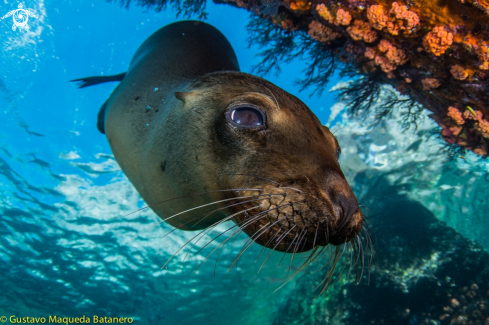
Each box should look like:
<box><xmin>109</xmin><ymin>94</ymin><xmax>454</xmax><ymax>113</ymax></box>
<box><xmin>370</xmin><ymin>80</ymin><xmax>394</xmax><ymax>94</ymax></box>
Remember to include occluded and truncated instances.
<box><xmin>337</xmin><ymin>71</ymin><xmax>383</xmax><ymax>118</ymax></box>
<box><xmin>247</xmin><ymin>16</ymin><xmax>338</xmax><ymax>97</ymax></box>
<box><xmin>107</xmin><ymin>0</ymin><xmax>208</xmax><ymax>19</ymax></box>
<box><xmin>246</xmin><ymin>16</ymin><xmax>299</xmax><ymax>76</ymax></box>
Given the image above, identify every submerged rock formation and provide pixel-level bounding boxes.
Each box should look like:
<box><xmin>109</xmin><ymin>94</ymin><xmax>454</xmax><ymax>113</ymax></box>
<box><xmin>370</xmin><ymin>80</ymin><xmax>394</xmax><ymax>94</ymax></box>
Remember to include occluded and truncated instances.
<box><xmin>267</xmin><ymin>84</ymin><xmax>489</xmax><ymax>324</ymax></box>
<box><xmin>273</xmin><ymin>179</ymin><xmax>489</xmax><ymax>325</ymax></box>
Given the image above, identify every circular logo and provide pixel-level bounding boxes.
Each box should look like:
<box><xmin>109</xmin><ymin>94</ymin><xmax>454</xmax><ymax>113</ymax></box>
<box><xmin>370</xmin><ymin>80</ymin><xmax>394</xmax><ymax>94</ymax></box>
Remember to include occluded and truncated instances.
<box><xmin>13</xmin><ymin>9</ymin><xmax>29</xmax><ymax>29</ymax></box>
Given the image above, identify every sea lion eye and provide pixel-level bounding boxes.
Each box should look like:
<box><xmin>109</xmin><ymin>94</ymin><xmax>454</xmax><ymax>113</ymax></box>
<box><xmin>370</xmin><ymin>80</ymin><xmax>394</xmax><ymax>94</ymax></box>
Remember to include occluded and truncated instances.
<box><xmin>336</xmin><ymin>146</ymin><xmax>341</xmax><ymax>160</ymax></box>
<box><xmin>227</xmin><ymin>106</ymin><xmax>264</xmax><ymax>127</ymax></box>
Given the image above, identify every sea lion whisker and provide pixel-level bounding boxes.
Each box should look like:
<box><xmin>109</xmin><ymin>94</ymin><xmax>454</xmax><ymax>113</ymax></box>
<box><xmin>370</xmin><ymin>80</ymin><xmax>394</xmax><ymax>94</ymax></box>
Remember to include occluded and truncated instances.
<box><xmin>128</xmin><ymin>194</ymin><xmax>272</xmax><ymax>246</ymax></box>
<box><xmin>228</xmin><ymin>205</ymin><xmax>300</xmax><ymax>273</ymax></box>
<box><xmin>264</xmin><ymin>87</ymin><xmax>280</xmax><ymax>111</ymax></box>
<box><xmin>275</xmin><ymin>246</ymin><xmax>320</xmax><ymax>292</ymax></box>
<box><xmin>359</xmin><ymin>229</ymin><xmax>375</xmax><ymax>283</ymax></box>
<box><xmin>288</xmin><ymin>228</ymin><xmax>307</xmax><ymax>276</ymax></box>
<box><xmin>135</xmin><ymin>194</ymin><xmax>274</xmax><ymax>247</ymax></box>
<box><xmin>312</xmin><ymin>250</ymin><xmax>337</xmax><ymax>292</ymax></box>
<box><xmin>258</xmin><ymin>225</ymin><xmax>297</xmax><ymax>273</ymax></box>
<box><xmin>351</xmin><ymin>239</ymin><xmax>359</xmax><ymax>284</ymax></box>
<box><xmin>193</xmin><ymin>224</ymin><xmax>242</xmax><ymax>275</ymax></box>
<box><xmin>355</xmin><ymin>237</ymin><xmax>366</xmax><ymax>284</ymax></box>
<box><xmin>331</xmin><ymin>125</ymin><xmax>346</xmax><ymax>135</ymax></box>
<box><xmin>255</xmin><ymin>226</ymin><xmax>283</xmax><ymax>263</ymax></box>
<box><xmin>344</xmin><ymin>242</ymin><xmax>354</xmax><ymax>283</ymax></box>
<box><xmin>361</xmin><ymin>225</ymin><xmax>377</xmax><ymax>267</ymax></box>
<box><xmin>354</xmin><ymin>236</ymin><xmax>363</xmax><ymax>275</ymax></box>
<box><xmin>360</xmin><ymin>228</ymin><xmax>376</xmax><ymax>282</ymax></box>
<box><xmin>361</xmin><ymin>213</ymin><xmax>375</xmax><ymax>230</ymax></box>
<box><xmin>359</xmin><ymin>229</ymin><xmax>373</xmax><ymax>269</ymax></box>
<box><xmin>193</xmin><ymin>202</ymin><xmax>298</xmax><ymax>274</ymax></box>
<box><xmin>322</xmin><ymin>244</ymin><xmax>347</xmax><ymax>288</ymax></box>
<box><xmin>351</xmin><ymin>240</ymin><xmax>359</xmax><ymax>285</ymax></box>
<box><xmin>277</xmin><ymin>186</ymin><xmax>303</xmax><ymax>193</ymax></box>
<box><xmin>214</xmin><ymin>229</ymin><xmax>243</xmax><ymax>276</ymax></box>
<box><xmin>277</xmin><ymin>237</ymin><xmax>297</xmax><ymax>267</ymax></box>
<box><xmin>190</xmin><ymin>196</ymin><xmax>277</xmax><ymax>229</ymax></box>
<box><xmin>278</xmin><ymin>232</ymin><xmax>300</xmax><ymax>267</ymax></box>
<box><xmin>330</xmin><ymin>243</ymin><xmax>349</xmax><ymax>286</ymax></box>
<box><xmin>160</xmin><ymin>197</ymin><xmax>273</xmax><ymax>241</ymax></box>
<box><xmin>318</xmin><ymin>246</ymin><xmax>342</xmax><ymax>294</ymax></box>
<box><xmin>312</xmin><ymin>223</ymin><xmax>319</xmax><ymax>249</ymax></box>
<box><xmin>162</xmin><ymin>205</ymin><xmax>262</xmax><ymax>270</ymax></box>
<box><xmin>306</xmin><ymin>245</ymin><xmax>327</xmax><ymax>267</ymax></box>
<box><xmin>226</xmin><ymin>204</ymin><xmax>289</xmax><ymax>251</ymax></box>
<box><xmin>189</xmin><ymin>201</ymin><xmax>279</xmax><ymax>259</ymax></box>
<box><xmin>156</xmin><ymin>194</ymin><xmax>283</xmax><ymax>229</ymax></box>
<box><xmin>310</xmin><ymin>244</ymin><xmax>338</xmax><ymax>274</ymax></box>
<box><xmin>229</xmin><ymin>221</ymin><xmax>272</xmax><ymax>273</ymax></box>
<box><xmin>182</xmin><ymin>205</ymin><xmax>263</xmax><ymax>263</ymax></box>
<box><xmin>123</xmin><ymin>188</ymin><xmax>263</xmax><ymax>218</ymax></box>
<box><xmin>293</xmin><ymin>245</ymin><xmax>320</xmax><ymax>274</ymax></box>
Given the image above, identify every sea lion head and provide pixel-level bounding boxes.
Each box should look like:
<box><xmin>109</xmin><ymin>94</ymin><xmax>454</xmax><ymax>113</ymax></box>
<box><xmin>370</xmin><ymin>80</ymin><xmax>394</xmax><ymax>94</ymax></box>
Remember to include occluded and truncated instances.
<box><xmin>170</xmin><ymin>71</ymin><xmax>363</xmax><ymax>253</ymax></box>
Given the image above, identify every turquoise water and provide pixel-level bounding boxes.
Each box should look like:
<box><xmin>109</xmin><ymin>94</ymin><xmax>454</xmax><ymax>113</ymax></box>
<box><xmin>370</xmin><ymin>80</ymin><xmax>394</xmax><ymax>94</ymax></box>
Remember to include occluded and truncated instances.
<box><xmin>1</xmin><ymin>0</ymin><xmax>489</xmax><ymax>324</ymax></box>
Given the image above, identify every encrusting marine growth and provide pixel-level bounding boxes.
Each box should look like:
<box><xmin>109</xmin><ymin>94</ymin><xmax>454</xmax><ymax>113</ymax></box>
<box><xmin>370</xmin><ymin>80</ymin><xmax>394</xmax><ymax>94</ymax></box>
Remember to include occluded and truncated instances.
<box><xmin>216</xmin><ymin>0</ymin><xmax>489</xmax><ymax>157</ymax></box>
<box><xmin>109</xmin><ymin>0</ymin><xmax>489</xmax><ymax>157</ymax></box>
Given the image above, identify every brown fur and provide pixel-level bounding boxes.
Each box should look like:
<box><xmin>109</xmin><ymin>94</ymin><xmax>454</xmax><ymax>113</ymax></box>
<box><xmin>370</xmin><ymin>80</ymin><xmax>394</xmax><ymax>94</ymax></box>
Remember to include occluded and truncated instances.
<box><xmin>101</xmin><ymin>21</ymin><xmax>362</xmax><ymax>253</ymax></box>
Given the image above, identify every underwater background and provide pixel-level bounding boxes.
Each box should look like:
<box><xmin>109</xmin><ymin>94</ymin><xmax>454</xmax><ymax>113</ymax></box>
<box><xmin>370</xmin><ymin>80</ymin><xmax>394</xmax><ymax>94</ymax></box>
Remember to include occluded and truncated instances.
<box><xmin>1</xmin><ymin>0</ymin><xmax>489</xmax><ymax>324</ymax></box>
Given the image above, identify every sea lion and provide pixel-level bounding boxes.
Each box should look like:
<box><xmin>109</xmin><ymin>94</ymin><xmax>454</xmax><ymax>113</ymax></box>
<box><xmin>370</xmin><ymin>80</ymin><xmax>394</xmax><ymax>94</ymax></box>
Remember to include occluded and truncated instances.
<box><xmin>72</xmin><ymin>20</ymin><xmax>364</xmax><ymax>254</ymax></box>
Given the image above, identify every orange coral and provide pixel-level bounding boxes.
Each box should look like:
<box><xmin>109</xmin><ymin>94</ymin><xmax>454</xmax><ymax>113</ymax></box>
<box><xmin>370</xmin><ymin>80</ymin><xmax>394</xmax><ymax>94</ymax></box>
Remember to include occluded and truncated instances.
<box><xmin>366</xmin><ymin>2</ymin><xmax>419</xmax><ymax>35</ymax></box>
<box><xmin>422</xmin><ymin>78</ymin><xmax>441</xmax><ymax>90</ymax></box>
<box><xmin>233</xmin><ymin>0</ymin><xmax>489</xmax><ymax>155</ymax></box>
<box><xmin>316</xmin><ymin>4</ymin><xmax>333</xmax><ymax>23</ymax></box>
<box><xmin>378</xmin><ymin>39</ymin><xmax>408</xmax><ymax>65</ymax></box>
<box><xmin>478</xmin><ymin>119</ymin><xmax>489</xmax><ymax>138</ymax></box>
<box><xmin>280</xmin><ymin>19</ymin><xmax>298</xmax><ymax>31</ymax></box>
<box><xmin>367</xmin><ymin>40</ymin><xmax>408</xmax><ymax>73</ymax></box>
<box><xmin>448</xmin><ymin>106</ymin><xmax>465</xmax><ymax>125</ymax></box>
<box><xmin>423</xmin><ymin>26</ymin><xmax>453</xmax><ymax>56</ymax></box>
<box><xmin>473</xmin><ymin>148</ymin><xmax>487</xmax><ymax>156</ymax></box>
<box><xmin>308</xmin><ymin>21</ymin><xmax>339</xmax><ymax>42</ymax></box>
<box><xmin>347</xmin><ymin>20</ymin><xmax>377</xmax><ymax>43</ymax></box>
<box><xmin>364</xmin><ymin>47</ymin><xmax>376</xmax><ymax>60</ymax></box>
<box><xmin>367</xmin><ymin>5</ymin><xmax>389</xmax><ymax>30</ymax></box>
<box><xmin>463</xmin><ymin>109</ymin><xmax>483</xmax><ymax>120</ymax></box>
<box><xmin>290</xmin><ymin>0</ymin><xmax>311</xmax><ymax>11</ymax></box>
<box><xmin>477</xmin><ymin>45</ymin><xmax>489</xmax><ymax>70</ymax></box>
<box><xmin>450</xmin><ymin>65</ymin><xmax>469</xmax><ymax>80</ymax></box>
<box><xmin>334</xmin><ymin>8</ymin><xmax>352</xmax><ymax>26</ymax></box>
<box><xmin>389</xmin><ymin>2</ymin><xmax>420</xmax><ymax>35</ymax></box>
<box><xmin>374</xmin><ymin>55</ymin><xmax>397</xmax><ymax>73</ymax></box>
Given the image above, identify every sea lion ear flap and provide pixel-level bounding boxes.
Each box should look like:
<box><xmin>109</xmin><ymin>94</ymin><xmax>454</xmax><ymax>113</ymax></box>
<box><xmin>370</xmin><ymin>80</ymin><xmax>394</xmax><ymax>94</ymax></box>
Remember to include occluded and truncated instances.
<box><xmin>175</xmin><ymin>91</ymin><xmax>197</xmax><ymax>104</ymax></box>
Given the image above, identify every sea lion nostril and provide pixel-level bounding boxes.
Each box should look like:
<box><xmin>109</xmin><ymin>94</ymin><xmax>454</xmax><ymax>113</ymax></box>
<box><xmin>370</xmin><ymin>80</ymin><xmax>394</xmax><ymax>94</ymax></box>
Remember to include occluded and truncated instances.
<box><xmin>336</xmin><ymin>194</ymin><xmax>360</xmax><ymax>228</ymax></box>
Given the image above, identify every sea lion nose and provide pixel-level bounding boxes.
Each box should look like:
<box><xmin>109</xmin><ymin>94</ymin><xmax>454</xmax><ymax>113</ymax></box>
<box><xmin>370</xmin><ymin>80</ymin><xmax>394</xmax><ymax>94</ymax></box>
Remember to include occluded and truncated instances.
<box><xmin>336</xmin><ymin>194</ymin><xmax>360</xmax><ymax>229</ymax></box>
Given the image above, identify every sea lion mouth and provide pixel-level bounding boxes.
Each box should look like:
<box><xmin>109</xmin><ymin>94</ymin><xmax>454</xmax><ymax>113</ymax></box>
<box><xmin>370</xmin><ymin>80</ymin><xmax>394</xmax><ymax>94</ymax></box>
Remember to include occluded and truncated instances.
<box><xmin>157</xmin><ymin>174</ymin><xmax>374</xmax><ymax>294</ymax></box>
<box><xmin>225</xmin><ymin>181</ymin><xmax>365</xmax><ymax>253</ymax></box>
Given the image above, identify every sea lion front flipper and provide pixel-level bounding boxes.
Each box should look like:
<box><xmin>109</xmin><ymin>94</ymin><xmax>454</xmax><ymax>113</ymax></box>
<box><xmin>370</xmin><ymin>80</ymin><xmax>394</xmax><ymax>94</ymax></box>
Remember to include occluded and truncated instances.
<box><xmin>70</xmin><ymin>72</ymin><xmax>126</xmax><ymax>89</ymax></box>
<box><xmin>97</xmin><ymin>99</ymin><xmax>109</xmax><ymax>134</ymax></box>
